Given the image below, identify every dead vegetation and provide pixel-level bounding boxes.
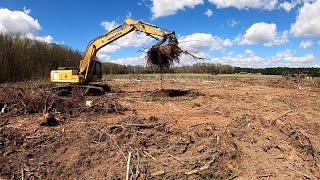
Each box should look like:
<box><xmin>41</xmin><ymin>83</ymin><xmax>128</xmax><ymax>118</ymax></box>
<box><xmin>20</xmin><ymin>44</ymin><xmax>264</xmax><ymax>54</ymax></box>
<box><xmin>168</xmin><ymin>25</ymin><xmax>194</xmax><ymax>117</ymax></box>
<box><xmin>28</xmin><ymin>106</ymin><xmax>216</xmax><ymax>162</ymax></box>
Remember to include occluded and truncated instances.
<box><xmin>1</xmin><ymin>76</ymin><xmax>320</xmax><ymax>179</ymax></box>
<box><xmin>0</xmin><ymin>113</ymin><xmax>240</xmax><ymax>179</ymax></box>
<box><xmin>0</xmin><ymin>85</ymin><xmax>125</xmax><ymax>120</ymax></box>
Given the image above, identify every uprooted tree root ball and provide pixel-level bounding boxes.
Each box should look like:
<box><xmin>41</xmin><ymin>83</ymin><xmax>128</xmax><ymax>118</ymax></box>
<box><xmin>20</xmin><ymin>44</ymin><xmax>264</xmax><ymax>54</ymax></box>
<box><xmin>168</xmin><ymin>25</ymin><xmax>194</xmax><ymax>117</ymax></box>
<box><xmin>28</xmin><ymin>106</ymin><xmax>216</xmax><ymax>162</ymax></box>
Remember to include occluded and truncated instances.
<box><xmin>146</xmin><ymin>43</ymin><xmax>204</xmax><ymax>70</ymax></box>
<box><xmin>146</xmin><ymin>43</ymin><xmax>203</xmax><ymax>89</ymax></box>
<box><xmin>146</xmin><ymin>44</ymin><xmax>182</xmax><ymax>70</ymax></box>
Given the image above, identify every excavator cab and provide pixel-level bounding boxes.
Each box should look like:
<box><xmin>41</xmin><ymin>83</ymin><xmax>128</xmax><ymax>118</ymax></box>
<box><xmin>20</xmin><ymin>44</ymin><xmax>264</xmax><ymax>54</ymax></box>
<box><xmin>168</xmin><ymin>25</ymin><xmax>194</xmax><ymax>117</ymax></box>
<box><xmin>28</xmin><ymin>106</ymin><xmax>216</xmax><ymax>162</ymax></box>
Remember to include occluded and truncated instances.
<box><xmin>90</xmin><ymin>60</ymin><xmax>102</xmax><ymax>81</ymax></box>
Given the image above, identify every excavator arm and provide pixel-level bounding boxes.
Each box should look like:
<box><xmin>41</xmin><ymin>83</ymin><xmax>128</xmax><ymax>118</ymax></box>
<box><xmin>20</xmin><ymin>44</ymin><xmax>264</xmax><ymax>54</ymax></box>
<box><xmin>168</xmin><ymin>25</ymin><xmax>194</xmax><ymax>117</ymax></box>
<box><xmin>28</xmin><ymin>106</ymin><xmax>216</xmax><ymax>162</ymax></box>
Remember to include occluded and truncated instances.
<box><xmin>79</xmin><ymin>19</ymin><xmax>177</xmax><ymax>82</ymax></box>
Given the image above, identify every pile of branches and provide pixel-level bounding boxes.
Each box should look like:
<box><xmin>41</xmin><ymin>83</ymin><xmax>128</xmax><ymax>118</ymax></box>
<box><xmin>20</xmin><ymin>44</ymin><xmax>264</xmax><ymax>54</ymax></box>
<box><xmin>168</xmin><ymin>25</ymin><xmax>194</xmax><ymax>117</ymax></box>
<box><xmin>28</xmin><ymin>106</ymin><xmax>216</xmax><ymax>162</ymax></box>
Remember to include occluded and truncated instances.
<box><xmin>0</xmin><ymin>86</ymin><xmax>125</xmax><ymax>119</ymax></box>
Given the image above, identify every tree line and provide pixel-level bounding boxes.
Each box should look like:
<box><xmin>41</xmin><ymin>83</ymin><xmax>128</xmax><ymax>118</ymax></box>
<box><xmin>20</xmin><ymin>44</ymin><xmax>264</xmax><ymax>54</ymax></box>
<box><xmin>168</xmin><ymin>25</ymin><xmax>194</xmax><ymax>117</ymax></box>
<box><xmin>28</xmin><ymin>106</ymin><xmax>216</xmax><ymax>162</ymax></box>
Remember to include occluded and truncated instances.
<box><xmin>102</xmin><ymin>62</ymin><xmax>320</xmax><ymax>77</ymax></box>
<box><xmin>102</xmin><ymin>63</ymin><xmax>236</xmax><ymax>74</ymax></box>
<box><xmin>0</xmin><ymin>34</ymin><xmax>82</xmax><ymax>83</ymax></box>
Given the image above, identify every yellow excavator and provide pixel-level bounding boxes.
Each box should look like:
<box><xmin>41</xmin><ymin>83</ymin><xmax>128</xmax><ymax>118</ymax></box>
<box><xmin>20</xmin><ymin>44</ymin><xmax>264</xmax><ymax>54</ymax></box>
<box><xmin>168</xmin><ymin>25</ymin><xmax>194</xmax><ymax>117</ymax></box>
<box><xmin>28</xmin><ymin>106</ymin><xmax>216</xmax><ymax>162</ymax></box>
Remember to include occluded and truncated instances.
<box><xmin>50</xmin><ymin>18</ymin><xmax>178</xmax><ymax>94</ymax></box>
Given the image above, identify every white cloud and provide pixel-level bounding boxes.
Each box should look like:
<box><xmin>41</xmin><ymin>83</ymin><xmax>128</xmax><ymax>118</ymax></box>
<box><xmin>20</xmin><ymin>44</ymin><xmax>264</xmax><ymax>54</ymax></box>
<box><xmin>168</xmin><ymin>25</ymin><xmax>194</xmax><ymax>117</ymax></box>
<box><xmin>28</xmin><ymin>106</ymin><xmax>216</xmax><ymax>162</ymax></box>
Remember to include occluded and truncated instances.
<box><xmin>108</xmin><ymin>54</ymin><xmax>146</xmax><ymax>66</ymax></box>
<box><xmin>237</xmin><ymin>22</ymin><xmax>288</xmax><ymax>46</ymax></box>
<box><xmin>280</xmin><ymin>0</ymin><xmax>316</xmax><ymax>12</ymax></box>
<box><xmin>275</xmin><ymin>49</ymin><xmax>314</xmax><ymax>63</ymax></box>
<box><xmin>245</xmin><ymin>49</ymin><xmax>256</xmax><ymax>57</ymax></box>
<box><xmin>0</xmin><ymin>8</ymin><xmax>40</xmax><ymax>35</ymax></box>
<box><xmin>23</xmin><ymin>7</ymin><xmax>31</xmax><ymax>14</ymax></box>
<box><xmin>151</xmin><ymin>0</ymin><xmax>204</xmax><ymax>19</ymax></box>
<box><xmin>299</xmin><ymin>40</ymin><xmax>313</xmax><ymax>49</ymax></box>
<box><xmin>204</xmin><ymin>9</ymin><xmax>213</xmax><ymax>17</ymax></box>
<box><xmin>178</xmin><ymin>33</ymin><xmax>233</xmax><ymax>52</ymax></box>
<box><xmin>208</xmin><ymin>0</ymin><xmax>278</xmax><ymax>10</ymax></box>
<box><xmin>211</xmin><ymin>49</ymin><xmax>315</xmax><ymax>67</ymax></box>
<box><xmin>0</xmin><ymin>8</ymin><xmax>53</xmax><ymax>43</ymax></box>
<box><xmin>280</xmin><ymin>2</ymin><xmax>295</xmax><ymax>11</ymax></box>
<box><xmin>97</xmin><ymin>20</ymin><xmax>154</xmax><ymax>61</ymax></box>
<box><xmin>34</xmin><ymin>35</ymin><xmax>53</xmax><ymax>44</ymax></box>
<box><xmin>101</xmin><ymin>20</ymin><xmax>118</xmax><ymax>31</ymax></box>
<box><xmin>291</xmin><ymin>0</ymin><xmax>320</xmax><ymax>36</ymax></box>
<box><xmin>103</xmin><ymin>49</ymin><xmax>316</xmax><ymax>67</ymax></box>
<box><xmin>229</xmin><ymin>19</ymin><xmax>239</xmax><ymax>27</ymax></box>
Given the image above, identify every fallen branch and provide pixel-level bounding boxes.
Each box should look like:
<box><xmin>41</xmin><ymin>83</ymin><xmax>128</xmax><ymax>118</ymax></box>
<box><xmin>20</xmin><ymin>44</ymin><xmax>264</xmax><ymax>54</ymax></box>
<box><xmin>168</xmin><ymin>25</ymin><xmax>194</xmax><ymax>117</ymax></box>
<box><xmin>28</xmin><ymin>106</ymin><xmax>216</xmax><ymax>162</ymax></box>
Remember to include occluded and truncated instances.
<box><xmin>151</xmin><ymin>170</ymin><xmax>165</xmax><ymax>177</ymax></box>
<box><xmin>125</xmin><ymin>152</ymin><xmax>132</xmax><ymax>180</ymax></box>
<box><xmin>21</xmin><ymin>168</ymin><xmax>25</xmax><ymax>180</ymax></box>
<box><xmin>287</xmin><ymin>166</ymin><xmax>313</xmax><ymax>179</ymax></box>
<box><xmin>154</xmin><ymin>143</ymin><xmax>184</xmax><ymax>164</ymax></box>
<box><xmin>184</xmin><ymin>158</ymin><xmax>215</xmax><ymax>175</ymax></box>
<box><xmin>108</xmin><ymin>123</ymin><xmax>163</xmax><ymax>129</ymax></box>
<box><xmin>143</xmin><ymin>151</ymin><xmax>156</xmax><ymax>160</ymax></box>
<box><xmin>106</xmin><ymin>133</ymin><xmax>127</xmax><ymax>161</ymax></box>
<box><xmin>143</xmin><ymin>151</ymin><xmax>168</xmax><ymax>166</ymax></box>
<box><xmin>0</xmin><ymin>119</ymin><xmax>9</xmax><ymax>126</ymax></box>
<box><xmin>271</xmin><ymin>109</ymin><xmax>293</xmax><ymax>126</ymax></box>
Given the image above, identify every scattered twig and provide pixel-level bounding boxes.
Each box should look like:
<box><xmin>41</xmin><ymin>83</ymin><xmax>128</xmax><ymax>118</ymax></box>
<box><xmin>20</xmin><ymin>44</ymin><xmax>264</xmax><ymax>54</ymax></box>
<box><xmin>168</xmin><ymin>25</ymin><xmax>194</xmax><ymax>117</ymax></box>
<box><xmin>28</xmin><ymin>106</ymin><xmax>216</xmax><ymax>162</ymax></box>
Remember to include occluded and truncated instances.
<box><xmin>151</xmin><ymin>170</ymin><xmax>165</xmax><ymax>176</ymax></box>
<box><xmin>184</xmin><ymin>158</ymin><xmax>215</xmax><ymax>175</ymax></box>
<box><xmin>154</xmin><ymin>143</ymin><xmax>184</xmax><ymax>164</ymax></box>
<box><xmin>143</xmin><ymin>151</ymin><xmax>168</xmax><ymax>166</ymax></box>
<box><xmin>135</xmin><ymin>149</ymin><xmax>140</xmax><ymax>179</ymax></box>
<box><xmin>108</xmin><ymin>123</ymin><xmax>162</xmax><ymax>129</ymax></box>
<box><xmin>287</xmin><ymin>166</ymin><xmax>313</xmax><ymax>179</ymax></box>
<box><xmin>126</xmin><ymin>152</ymin><xmax>132</xmax><ymax>180</ymax></box>
<box><xmin>0</xmin><ymin>119</ymin><xmax>10</xmax><ymax>126</ymax></box>
<box><xmin>258</xmin><ymin>174</ymin><xmax>274</xmax><ymax>178</ymax></box>
<box><xmin>271</xmin><ymin>109</ymin><xmax>293</xmax><ymax>126</ymax></box>
<box><xmin>21</xmin><ymin>168</ymin><xmax>25</xmax><ymax>180</ymax></box>
<box><xmin>143</xmin><ymin>151</ymin><xmax>156</xmax><ymax>160</ymax></box>
<box><xmin>106</xmin><ymin>133</ymin><xmax>127</xmax><ymax>161</ymax></box>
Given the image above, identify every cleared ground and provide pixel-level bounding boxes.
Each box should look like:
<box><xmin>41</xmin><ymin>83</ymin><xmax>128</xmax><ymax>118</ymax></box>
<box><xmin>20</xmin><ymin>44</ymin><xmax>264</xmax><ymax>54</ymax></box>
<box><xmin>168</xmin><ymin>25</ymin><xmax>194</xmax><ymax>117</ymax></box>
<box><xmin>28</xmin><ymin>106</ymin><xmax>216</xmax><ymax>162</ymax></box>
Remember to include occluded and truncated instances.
<box><xmin>1</xmin><ymin>74</ymin><xmax>320</xmax><ymax>179</ymax></box>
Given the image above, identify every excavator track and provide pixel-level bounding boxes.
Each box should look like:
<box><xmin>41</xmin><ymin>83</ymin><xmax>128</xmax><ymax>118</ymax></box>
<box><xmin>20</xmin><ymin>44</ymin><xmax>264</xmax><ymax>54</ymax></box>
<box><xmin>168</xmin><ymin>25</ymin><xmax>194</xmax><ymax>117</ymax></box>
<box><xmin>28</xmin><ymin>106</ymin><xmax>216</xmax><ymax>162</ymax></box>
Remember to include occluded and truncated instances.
<box><xmin>52</xmin><ymin>83</ymin><xmax>110</xmax><ymax>96</ymax></box>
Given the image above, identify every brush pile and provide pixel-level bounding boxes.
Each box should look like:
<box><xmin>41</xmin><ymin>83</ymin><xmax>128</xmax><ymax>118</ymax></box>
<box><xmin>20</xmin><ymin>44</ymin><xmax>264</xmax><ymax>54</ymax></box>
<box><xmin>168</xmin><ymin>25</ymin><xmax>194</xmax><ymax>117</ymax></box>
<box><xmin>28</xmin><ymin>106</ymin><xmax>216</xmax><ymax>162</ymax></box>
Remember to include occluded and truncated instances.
<box><xmin>0</xmin><ymin>86</ymin><xmax>125</xmax><ymax>119</ymax></box>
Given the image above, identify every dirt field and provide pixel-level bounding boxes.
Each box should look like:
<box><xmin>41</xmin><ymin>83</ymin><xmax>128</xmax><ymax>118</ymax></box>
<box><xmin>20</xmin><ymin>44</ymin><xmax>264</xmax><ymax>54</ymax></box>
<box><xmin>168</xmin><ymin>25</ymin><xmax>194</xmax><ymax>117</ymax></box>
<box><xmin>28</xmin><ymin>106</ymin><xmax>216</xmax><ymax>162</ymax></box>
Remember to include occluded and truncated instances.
<box><xmin>1</xmin><ymin>74</ymin><xmax>320</xmax><ymax>179</ymax></box>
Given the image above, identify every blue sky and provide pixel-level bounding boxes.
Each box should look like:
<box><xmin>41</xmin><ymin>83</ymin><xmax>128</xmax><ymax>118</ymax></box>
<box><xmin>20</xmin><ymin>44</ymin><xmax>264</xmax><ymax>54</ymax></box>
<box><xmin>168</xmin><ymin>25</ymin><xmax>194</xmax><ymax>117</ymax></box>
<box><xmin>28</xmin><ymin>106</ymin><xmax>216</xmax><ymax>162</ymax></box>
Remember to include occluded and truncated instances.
<box><xmin>0</xmin><ymin>0</ymin><xmax>319</xmax><ymax>67</ymax></box>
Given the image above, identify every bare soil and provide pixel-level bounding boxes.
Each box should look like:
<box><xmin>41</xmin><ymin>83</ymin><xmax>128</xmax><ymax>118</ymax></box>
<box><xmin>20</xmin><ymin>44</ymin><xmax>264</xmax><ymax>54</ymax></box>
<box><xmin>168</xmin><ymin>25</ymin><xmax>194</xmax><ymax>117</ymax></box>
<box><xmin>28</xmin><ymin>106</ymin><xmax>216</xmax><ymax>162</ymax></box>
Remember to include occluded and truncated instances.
<box><xmin>1</xmin><ymin>75</ymin><xmax>320</xmax><ymax>179</ymax></box>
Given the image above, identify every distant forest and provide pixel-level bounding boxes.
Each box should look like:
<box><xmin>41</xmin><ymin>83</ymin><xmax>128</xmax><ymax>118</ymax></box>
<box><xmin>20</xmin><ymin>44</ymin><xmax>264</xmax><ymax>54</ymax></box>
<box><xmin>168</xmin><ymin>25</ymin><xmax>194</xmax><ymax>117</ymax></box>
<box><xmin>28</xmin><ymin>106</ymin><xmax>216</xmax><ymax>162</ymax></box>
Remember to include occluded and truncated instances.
<box><xmin>1</xmin><ymin>34</ymin><xmax>320</xmax><ymax>83</ymax></box>
<box><xmin>102</xmin><ymin>62</ymin><xmax>320</xmax><ymax>77</ymax></box>
<box><xmin>0</xmin><ymin>34</ymin><xmax>81</xmax><ymax>83</ymax></box>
